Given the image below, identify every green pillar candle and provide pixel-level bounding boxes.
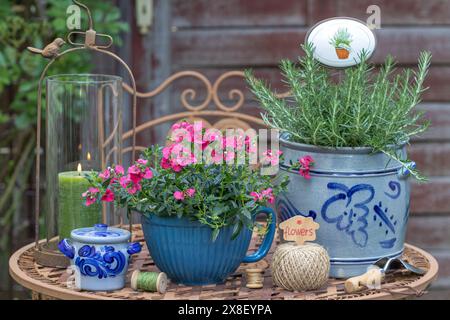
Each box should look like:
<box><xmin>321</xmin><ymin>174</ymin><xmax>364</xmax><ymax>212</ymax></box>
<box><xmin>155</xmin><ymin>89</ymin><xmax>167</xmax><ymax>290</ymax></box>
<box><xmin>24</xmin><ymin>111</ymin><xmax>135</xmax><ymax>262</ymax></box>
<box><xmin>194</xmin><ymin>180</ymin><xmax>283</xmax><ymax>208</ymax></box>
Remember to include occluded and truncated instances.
<box><xmin>58</xmin><ymin>168</ymin><xmax>101</xmax><ymax>239</ymax></box>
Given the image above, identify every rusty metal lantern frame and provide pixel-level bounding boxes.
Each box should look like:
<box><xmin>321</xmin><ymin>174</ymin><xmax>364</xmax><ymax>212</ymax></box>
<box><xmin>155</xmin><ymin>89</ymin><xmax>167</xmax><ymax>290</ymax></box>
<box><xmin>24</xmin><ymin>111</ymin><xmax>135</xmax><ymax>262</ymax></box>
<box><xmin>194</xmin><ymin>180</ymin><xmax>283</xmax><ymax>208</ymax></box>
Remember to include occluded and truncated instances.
<box><xmin>33</xmin><ymin>0</ymin><xmax>137</xmax><ymax>266</ymax></box>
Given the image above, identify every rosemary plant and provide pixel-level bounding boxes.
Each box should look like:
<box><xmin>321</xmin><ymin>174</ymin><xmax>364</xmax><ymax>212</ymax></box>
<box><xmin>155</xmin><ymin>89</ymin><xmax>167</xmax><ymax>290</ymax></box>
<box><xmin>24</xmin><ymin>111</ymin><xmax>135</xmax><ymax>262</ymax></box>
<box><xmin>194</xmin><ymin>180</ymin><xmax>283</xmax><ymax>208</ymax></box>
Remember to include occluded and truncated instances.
<box><xmin>245</xmin><ymin>43</ymin><xmax>432</xmax><ymax>180</ymax></box>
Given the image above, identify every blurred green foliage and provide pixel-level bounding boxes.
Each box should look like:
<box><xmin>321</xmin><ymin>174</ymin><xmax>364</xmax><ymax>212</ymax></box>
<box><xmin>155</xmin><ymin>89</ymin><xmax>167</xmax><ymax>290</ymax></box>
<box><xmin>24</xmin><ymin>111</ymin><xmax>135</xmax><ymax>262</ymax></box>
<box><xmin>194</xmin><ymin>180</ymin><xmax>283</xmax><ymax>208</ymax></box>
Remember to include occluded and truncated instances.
<box><xmin>0</xmin><ymin>0</ymin><xmax>128</xmax><ymax>129</ymax></box>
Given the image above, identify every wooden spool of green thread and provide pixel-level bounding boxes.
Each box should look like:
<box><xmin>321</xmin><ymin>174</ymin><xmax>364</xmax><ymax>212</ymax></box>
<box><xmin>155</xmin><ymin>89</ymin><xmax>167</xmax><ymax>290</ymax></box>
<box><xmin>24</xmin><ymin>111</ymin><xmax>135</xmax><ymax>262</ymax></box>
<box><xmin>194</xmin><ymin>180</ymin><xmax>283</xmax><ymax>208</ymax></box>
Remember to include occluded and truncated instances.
<box><xmin>131</xmin><ymin>270</ymin><xmax>168</xmax><ymax>294</ymax></box>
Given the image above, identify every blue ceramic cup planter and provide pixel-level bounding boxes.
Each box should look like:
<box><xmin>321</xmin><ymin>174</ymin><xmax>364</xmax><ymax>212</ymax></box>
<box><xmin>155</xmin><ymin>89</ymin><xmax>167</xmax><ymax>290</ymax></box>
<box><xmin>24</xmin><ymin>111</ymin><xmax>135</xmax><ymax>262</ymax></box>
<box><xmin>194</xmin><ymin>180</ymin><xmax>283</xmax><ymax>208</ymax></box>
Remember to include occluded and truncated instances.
<box><xmin>79</xmin><ymin>121</ymin><xmax>288</xmax><ymax>287</ymax></box>
<box><xmin>141</xmin><ymin>207</ymin><xmax>276</xmax><ymax>285</ymax></box>
<box><xmin>277</xmin><ymin>135</ymin><xmax>413</xmax><ymax>278</ymax></box>
<box><xmin>58</xmin><ymin>224</ymin><xmax>141</xmax><ymax>291</ymax></box>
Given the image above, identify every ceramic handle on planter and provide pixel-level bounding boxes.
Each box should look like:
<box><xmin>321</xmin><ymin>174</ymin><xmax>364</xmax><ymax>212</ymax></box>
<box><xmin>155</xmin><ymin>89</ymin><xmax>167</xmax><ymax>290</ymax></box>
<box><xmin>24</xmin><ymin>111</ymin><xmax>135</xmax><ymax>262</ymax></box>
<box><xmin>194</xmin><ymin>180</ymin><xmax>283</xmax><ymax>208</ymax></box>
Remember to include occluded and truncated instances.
<box><xmin>127</xmin><ymin>242</ymin><xmax>142</xmax><ymax>255</ymax></box>
<box><xmin>58</xmin><ymin>238</ymin><xmax>75</xmax><ymax>259</ymax></box>
<box><xmin>397</xmin><ymin>161</ymin><xmax>416</xmax><ymax>179</ymax></box>
<box><xmin>243</xmin><ymin>207</ymin><xmax>276</xmax><ymax>263</ymax></box>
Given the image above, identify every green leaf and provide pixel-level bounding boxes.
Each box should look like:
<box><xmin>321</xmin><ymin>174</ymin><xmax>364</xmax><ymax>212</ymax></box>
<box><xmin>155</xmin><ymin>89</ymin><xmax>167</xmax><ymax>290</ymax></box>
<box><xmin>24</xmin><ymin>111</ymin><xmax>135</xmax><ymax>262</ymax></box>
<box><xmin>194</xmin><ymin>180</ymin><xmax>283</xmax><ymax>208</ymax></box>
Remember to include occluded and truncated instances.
<box><xmin>211</xmin><ymin>228</ymin><xmax>220</xmax><ymax>242</ymax></box>
<box><xmin>14</xmin><ymin>113</ymin><xmax>31</xmax><ymax>129</ymax></box>
<box><xmin>231</xmin><ymin>222</ymin><xmax>243</xmax><ymax>240</ymax></box>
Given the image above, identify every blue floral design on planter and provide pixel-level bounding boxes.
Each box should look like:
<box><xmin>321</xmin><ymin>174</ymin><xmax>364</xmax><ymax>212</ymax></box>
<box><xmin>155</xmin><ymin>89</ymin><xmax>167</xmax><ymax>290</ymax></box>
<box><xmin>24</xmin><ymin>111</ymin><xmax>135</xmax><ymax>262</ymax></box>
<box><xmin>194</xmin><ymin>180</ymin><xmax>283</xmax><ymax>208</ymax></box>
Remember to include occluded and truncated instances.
<box><xmin>384</xmin><ymin>181</ymin><xmax>401</xmax><ymax>199</ymax></box>
<box><xmin>374</xmin><ymin>201</ymin><xmax>398</xmax><ymax>249</ymax></box>
<box><xmin>75</xmin><ymin>245</ymin><xmax>126</xmax><ymax>279</ymax></box>
<box><xmin>321</xmin><ymin>182</ymin><xmax>375</xmax><ymax>247</ymax></box>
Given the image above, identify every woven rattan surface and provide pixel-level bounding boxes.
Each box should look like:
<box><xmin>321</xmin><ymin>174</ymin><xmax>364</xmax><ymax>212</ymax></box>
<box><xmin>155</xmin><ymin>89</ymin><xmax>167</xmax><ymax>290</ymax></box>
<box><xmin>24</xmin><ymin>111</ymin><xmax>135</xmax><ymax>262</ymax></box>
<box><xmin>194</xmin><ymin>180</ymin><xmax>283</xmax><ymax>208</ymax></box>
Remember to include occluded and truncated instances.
<box><xmin>10</xmin><ymin>225</ymin><xmax>438</xmax><ymax>300</ymax></box>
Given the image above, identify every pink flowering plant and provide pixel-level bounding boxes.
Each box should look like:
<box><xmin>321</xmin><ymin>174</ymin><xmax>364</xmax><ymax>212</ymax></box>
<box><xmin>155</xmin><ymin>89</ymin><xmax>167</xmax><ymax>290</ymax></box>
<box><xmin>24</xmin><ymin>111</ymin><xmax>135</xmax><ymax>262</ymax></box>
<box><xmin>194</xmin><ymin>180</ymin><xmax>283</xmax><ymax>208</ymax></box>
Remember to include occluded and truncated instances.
<box><xmin>83</xmin><ymin>121</ymin><xmax>288</xmax><ymax>240</ymax></box>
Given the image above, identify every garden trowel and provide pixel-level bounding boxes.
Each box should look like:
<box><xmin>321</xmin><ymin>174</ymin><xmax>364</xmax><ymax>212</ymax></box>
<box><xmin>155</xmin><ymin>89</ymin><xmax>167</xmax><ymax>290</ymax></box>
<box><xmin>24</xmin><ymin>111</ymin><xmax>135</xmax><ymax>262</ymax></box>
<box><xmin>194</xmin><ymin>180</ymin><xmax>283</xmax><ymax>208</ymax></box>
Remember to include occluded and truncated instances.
<box><xmin>344</xmin><ymin>257</ymin><xmax>426</xmax><ymax>293</ymax></box>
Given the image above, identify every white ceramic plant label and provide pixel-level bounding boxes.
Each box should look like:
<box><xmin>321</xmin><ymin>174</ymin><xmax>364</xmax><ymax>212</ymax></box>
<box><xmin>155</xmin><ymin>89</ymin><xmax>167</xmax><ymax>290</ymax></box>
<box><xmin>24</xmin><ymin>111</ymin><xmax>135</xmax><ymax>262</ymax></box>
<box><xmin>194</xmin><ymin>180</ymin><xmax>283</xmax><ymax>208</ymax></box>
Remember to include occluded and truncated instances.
<box><xmin>305</xmin><ymin>17</ymin><xmax>376</xmax><ymax>68</ymax></box>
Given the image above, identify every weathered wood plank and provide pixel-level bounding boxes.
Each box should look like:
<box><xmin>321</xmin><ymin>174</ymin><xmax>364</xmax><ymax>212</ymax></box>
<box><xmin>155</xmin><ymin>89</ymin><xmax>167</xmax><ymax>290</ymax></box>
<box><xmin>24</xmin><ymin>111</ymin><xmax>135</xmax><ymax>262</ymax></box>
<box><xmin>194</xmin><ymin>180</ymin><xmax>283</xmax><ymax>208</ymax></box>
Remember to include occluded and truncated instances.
<box><xmin>172</xmin><ymin>29</ymin><xmax>304</xmax><ymax>67</ymax></box>
<box><xmin>172</xmin><ymin>0</ymin><xmax>308</xmax><ymax>27</ymax></box>
<box><xmin>407</xmin><ymin>215</ymin><xmax>450</xmax><ymax>250</ymax></box>
<box><xmin>172</xmin><ymin>27</ymin><xmax>450</xmax><ymax>67</ymax></box>
<box><xmin>411</xmin><ymin>178</ymin><xmax>450</xmax><ymax>214</ymax></box>
<box><xmin>172</xmin><ymin>0</ymin><xmax>450</xmax><ymax>28</ymax></box>
<box><xmin>408</xmin><ymin>143</ymin><xmax>450</xmax><ymax>176</ymax></box>
<box><xmin>170</xmin><ymin>63</ymin><xmax>450</xmax><ymax>109</ymax></box>
<box><xmin>415</xmin><ymin>104</ymin><xmax>450</xmax><ymax>142</ymax></box>
<box><xmin>337</xmin><ymin>0</ymin><xmax>450</xmax><ymax>25</ymax></box>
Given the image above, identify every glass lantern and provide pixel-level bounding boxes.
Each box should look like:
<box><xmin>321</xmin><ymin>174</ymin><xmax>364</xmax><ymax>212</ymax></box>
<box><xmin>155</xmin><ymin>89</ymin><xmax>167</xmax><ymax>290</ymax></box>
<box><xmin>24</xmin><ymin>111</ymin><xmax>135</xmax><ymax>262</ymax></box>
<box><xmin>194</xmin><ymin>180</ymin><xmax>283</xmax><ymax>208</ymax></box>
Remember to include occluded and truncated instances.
<box><xmin>41</xmin><ymin>74</ymin><xmax>122</xmax><ymax>262</ymax></box>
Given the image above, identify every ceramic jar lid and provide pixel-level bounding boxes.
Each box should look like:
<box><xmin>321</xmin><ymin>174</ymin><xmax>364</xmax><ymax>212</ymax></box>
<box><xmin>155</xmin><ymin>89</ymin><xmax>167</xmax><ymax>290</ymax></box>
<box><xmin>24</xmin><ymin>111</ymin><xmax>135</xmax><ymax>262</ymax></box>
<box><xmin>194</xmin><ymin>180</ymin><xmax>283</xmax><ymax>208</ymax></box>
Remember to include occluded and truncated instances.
<box><xmin>71</xmin><ymin>223</ymin><xmax>131</xmax><ymax>244</ymax></box>
<box><xmin>305</xmin><ymin>17</ymin><xmax>376</xmax><ymax>68</ymax></box>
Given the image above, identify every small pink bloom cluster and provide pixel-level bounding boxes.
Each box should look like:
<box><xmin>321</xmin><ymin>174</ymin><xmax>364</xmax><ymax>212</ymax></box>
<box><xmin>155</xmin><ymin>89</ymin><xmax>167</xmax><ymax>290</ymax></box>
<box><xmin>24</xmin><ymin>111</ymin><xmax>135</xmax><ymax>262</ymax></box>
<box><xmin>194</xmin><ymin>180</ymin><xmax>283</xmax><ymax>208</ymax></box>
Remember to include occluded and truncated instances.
<box><xmin>82</xmin><ymin>187</ymin><xmax>101</xmax><ymax>206</ymax></box>
<box><xmin>298</xmin><ymin>155</ymin><xmax>314</xmax><ymax>179</ymax></box>
<box><xmin>82</xmin><ymin>160</ymin><xmax>153</xmax><ymax>207</ymax></box>
<box><xmin>250</xmin><ymin>188</ymin><xmax>275</xmax><ymax>204</ymax></box>
<box><xmin>161</xmin><ymin>121</ymin><xmax>257</xmax><ymax>170</ymax></box>
<box><xmin>262</xmin><ymin>149</ymin><xmax>283</xmax><ymax>166</ymax></box>
<box><xmin>173</xmin><ymin>188</ymin><xmax>196</xmax><ymax>201</ymax></box>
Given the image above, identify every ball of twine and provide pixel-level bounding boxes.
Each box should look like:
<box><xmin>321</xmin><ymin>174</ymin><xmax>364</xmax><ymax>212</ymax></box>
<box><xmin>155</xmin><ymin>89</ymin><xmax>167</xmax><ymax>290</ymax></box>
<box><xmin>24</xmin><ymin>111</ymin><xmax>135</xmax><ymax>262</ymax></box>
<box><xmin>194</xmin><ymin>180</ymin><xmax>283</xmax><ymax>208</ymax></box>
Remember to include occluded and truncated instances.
<box><xmin>272</xmin><ymin>242</ymin><xmax>330</xmax><ymax>291</ymax></box>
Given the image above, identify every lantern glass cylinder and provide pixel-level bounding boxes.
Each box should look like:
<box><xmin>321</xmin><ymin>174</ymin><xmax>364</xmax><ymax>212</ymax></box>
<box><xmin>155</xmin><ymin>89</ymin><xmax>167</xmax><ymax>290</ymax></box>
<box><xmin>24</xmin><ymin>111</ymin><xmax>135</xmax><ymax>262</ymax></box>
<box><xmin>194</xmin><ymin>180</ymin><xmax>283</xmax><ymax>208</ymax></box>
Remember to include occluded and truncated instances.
<box><xmin>45</xmin><ymin>74</ymin><xmax>123</xmax><ymax>243</ymax></box>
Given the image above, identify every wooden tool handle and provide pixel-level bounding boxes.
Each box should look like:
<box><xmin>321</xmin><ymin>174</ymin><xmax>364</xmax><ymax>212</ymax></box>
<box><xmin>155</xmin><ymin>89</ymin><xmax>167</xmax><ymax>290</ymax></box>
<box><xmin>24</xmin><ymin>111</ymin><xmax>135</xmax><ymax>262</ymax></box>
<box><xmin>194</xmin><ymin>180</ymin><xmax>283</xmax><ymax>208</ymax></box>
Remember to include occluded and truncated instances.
<box><xmin>344</xmin><ymin>267</ymin><xmax>384</xmax><ymax>293</ymax></box>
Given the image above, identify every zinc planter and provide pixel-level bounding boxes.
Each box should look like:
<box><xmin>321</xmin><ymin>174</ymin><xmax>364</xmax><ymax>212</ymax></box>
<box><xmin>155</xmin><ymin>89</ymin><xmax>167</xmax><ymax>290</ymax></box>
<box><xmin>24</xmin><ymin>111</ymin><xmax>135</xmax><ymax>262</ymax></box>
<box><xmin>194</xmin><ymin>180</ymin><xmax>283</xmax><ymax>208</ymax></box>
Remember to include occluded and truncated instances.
<box><xmin>141</xmin><ymin>207</ymin><xmax>276</xmax><ymax>285</ymax></box>
<box><xmin>277</xmin><ymin>134</ymin><xmax>413</xmax><ymax>278</ymax></box>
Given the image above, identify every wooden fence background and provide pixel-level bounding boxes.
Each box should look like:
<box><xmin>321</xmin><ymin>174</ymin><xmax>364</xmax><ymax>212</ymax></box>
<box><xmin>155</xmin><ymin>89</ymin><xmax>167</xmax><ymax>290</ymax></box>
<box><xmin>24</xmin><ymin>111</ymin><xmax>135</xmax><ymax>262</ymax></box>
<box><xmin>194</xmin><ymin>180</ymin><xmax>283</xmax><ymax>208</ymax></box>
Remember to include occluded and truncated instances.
<box><xmin>3</xmin><ymin>0</ymin><xmax>450</xmax><ymax>299</ymax></box>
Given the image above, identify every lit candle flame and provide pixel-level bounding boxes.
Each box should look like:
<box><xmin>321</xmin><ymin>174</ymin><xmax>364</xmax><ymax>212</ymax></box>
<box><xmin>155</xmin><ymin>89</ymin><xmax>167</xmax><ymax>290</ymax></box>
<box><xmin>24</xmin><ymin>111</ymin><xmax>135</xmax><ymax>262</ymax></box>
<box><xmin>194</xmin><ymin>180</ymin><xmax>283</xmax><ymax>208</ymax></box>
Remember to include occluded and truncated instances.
<box><xmin>77</xmin><ymin>163</ymin><xmax>82</xmax><ymax>174</ymax></box>
<box><xmin>87</xmin><ymin>152</ymin><xmax>91</xmax><ymax>161</ymax></box>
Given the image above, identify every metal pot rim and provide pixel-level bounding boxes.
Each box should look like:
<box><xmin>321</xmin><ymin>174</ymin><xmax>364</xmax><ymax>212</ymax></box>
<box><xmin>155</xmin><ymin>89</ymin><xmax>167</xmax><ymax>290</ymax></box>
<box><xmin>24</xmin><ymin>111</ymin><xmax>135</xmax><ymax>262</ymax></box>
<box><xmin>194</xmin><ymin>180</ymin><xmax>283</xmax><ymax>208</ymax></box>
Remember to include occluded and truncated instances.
<box><xmin>279</xmin><ymin>133</ymin><xmax>407</xmax><ymax>154</ymax></box>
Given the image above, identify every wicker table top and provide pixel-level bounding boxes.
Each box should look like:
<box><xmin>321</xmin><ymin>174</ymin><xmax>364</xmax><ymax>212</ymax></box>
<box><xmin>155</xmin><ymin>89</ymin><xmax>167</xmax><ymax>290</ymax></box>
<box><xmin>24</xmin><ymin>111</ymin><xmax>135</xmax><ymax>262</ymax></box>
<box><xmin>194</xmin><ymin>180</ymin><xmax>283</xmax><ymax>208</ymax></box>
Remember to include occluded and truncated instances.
<box><xmin>9</xmin><ymin>225</ymin><xmax>438</xmax><ymax>300</ymax></box>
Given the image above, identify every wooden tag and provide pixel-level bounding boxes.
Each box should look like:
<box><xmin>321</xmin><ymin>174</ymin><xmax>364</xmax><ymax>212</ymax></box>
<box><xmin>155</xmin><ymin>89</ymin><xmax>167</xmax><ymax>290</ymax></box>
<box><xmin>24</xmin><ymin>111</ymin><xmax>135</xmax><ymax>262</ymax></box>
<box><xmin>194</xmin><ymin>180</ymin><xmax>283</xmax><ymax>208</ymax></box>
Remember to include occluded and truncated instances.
<box><xmin>279</xmin><ymin>216</ymin><xmax>320</xmax><ymax>245</ymax></box>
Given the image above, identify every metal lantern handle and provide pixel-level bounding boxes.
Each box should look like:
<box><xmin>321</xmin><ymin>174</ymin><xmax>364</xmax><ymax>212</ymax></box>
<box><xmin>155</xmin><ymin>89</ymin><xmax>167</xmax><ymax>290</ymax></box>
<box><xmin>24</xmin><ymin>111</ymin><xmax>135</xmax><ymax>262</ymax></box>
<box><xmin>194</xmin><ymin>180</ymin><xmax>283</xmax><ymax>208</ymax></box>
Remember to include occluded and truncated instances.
<box><xmin>33</xmin><ymin>0</ymin><xmax>138</xmax><ymax>248</ymax></box>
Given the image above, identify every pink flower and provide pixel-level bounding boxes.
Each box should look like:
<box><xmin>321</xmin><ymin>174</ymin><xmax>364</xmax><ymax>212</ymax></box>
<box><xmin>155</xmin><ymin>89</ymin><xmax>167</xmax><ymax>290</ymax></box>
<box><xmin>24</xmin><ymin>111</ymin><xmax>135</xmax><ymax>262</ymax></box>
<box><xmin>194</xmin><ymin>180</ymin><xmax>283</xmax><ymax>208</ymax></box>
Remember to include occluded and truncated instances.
<box><xmin>128</xmin><ymin>165</ymin><xmax>143</xmax><ymax>184</ymax></box>
<box><xmin>300</xmin><ymin>155</ymin><xmax>313</xmax><ymax>167</ymax></box>
<box><xmin>172</xmin><ymin>163</ymin><xmax>183</xmax><ymax>172</ymax></box>
<box><xmin>128</xmin><ymin>165</ymin><xmax>140</xmax><ymax>175</ymax></box>
<box><xmin>185</xmin><ymin>188</ymin><xmax>196</xmax><ymax>197</ymax></box>
<box><xmin>115</xmin><ymin>165</ymin><xmax>124</xmax><ymax>175</ymax></box>
<box><xmin>143</xmin><ymin>167</ymin><xmax>153</xmax><ymax>179</ymax></box>
<box><xmin>137</xmin><ymin>158</ymin><xmax>148</xmax><ymax>165</ymax></box>
<box><xmin>262</xmin><ymin>149</ymin><xmax>283</xmax><ymax>166</ymax></box>
<box><xmin>162</xmin><ymin>145</ymin><xmax>174</xmax><ymax>159</ymax></box>
<box><xmin>101</xmin><ymin>189</ymin><xmax>115</xmax><ymax>202</ymax></box>
<box><xmin>298</xmin><ymin>155</ymin><xmax>314</xmax><ymax>180</ymax></box>
<box><xmin>171</xmin><ymin>121</ymin><xmax>194</xmax><ymax>143</ymax></box>
<box><xmin>251</xmin><ymin>188</ymin><xmax>275</xmax><ymax>204</ymax></box>
<box><xmin>299</xmin><ymin>168</ymin><xmax>311</xmax><ymax>180</ymax></box>
<box><xmin>261</xmin><ymin>188</ymin><xmax>275</xmax><ymax>204</ymax></box>
<box><xmin>119</xmin><ymin>175</ymin><xmax>131</xmax><ymax>189</ymax></box>
<box><xmin>83</xmin><ymin>187</ymin><xmax>100</xmax><ymax>197</ymax></box>
<box><xmin>161</xmin><ymin>157</ymin><xmax>171</xmax><ymax>169</ymax></box>
<box><xmin>127</xmin><ymin>183</ymin><xmax>141</xmax><ymax>194</ymax></box>
<box><xmin>250</xmin><ymin>191</ymin><xmax>262</xmax><ymax>202</ymax></box>
<box><xmin>99</xmin><ymin>168</ymin><xmax>111</xmax><ymax>180</ymax></box>
<box><xmin>161</xmin><ymin>142</ymin><xmax>197</xmax><ymax>172</ymax></box>
<box><xmin>224</xmin><ymin>150</ymin><xmax>235</xmax><ymax>162</ymax></box>
<box><xmin>222</xmin><ymin>136</ymin><xmax>237</xmax><ymax>149</ymax></box>
<box><xmin>245</xmin><ymin>135</ymin><xmax>257</xmax><ymax>154</ymax></box>
<box><xmin>210</xmin><ymin>149</ymin><xmax>223</xmax><ymax>164</ymax></box>
<box><xmin>174</xmin><ymin>191</ymin><xmax>185</xmax><ymax>201</ymax></box>
<box><xmin>85</xmin><ymin>197</ymin><xmax>97</xmax><ymax>206</ymax></box>
<box><xmin>82</xmin><ymin>187</ymin><xmax>100</xmax><ymax>207</ymax></box>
